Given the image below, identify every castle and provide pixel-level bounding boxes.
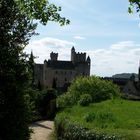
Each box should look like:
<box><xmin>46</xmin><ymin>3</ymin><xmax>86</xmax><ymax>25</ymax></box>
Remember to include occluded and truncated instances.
<box><xmin>34</xmin><ymin>47</ymin><xmax>91</xmax><ymax>89</ymax></box>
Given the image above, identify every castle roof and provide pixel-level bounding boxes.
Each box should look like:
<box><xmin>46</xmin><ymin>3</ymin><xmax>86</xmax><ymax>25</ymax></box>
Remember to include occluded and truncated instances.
<box><xmin>47</xmin><ymin>60</ymin><xmax>75</xmax><ymax>70</ymax></box>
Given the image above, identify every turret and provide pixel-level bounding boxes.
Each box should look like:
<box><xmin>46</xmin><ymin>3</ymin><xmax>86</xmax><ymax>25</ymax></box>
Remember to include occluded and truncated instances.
<box><xmin>71</xmin><ymin>46</ymin><xmax>75</xmax><ymax>62</ymax></box>
<box><xmin>87</xmin><ymin>56</ymin><xmax>91</xmax><ymax>63</ymax></box>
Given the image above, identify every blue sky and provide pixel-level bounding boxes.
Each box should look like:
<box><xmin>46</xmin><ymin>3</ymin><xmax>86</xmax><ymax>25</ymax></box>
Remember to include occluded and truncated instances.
<box><xmin>26</xmin><ymin>0</ymin><xmax>140</xmax><ymax>77</ymax></box>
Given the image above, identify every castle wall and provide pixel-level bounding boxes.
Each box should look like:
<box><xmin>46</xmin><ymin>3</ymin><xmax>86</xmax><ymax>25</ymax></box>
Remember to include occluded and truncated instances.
<box><xmin>43</xmin><ymin>67</ymin><xmax>76</xmax><ymax>88</ymax></box>
<box><xmin>75</xmin><ymin>62</ymin><xmax>90</xmax><ymax>76</ymax></box>
<box><xmin>43</xmin><ymin>66</ymin><xmax>54</xmax><ymax>88</ymax></box>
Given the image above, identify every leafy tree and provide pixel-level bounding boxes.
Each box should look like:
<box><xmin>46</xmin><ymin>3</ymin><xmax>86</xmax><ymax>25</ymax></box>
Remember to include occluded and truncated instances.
<box><xmin>128</xmin><ymin>0</ymin><xmax>140</xmax><ymax>14</ymax></box>
<box><xmin>57</xmin><ymin>76</ymin><xmax>120</xmax><ymax>108</ymax></box>
<box><xmin>28</xmin><ymin>51</ymin><xmax>35</xmax><ymax>87</ymax></box>
<box><xmin>0</xmin><ymin>0</ymin><xmax>69</xmax><ymax>139</ymax></box>
<box><xmin>36</xmin><ymin>89</ymin><xmax>57</xmax><ymax>119</ymax></box>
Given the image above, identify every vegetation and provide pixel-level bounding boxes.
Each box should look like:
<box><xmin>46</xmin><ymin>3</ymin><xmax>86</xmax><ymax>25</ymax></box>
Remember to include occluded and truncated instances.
<box><xmin>36</xmin><ymin>89</ymin><xmax>57</xmax><ymax>120</ymax></box>
<box><xmin>55</xmin><ymin>99</ymin><xmax>140</xmax><ymax>140</ymax></box>
<box><xmin>78</xmin><ymin>94</ymin><xmax>92</xmax><ymax>106</ymax></box>
<box><xmin>57</xmin><ymin>76</ymin><xmax>120</xmax><ymax>108</ymax></box>
<box><xmin>128</xmin><ymin>0</ymin><xmax>140</xmax><ymax>14</ymax></box>
<box><xmin>0</xmin><ymin>0</ymin><xmax>69</xmax><ymax>139</ymax></box>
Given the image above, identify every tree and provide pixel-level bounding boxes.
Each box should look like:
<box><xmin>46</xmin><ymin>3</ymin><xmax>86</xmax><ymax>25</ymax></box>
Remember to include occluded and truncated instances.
<box><xmin>28</xmin><ymin>51</ymin><xmax>35</xmax><ymax>87</ymax></box>
<box><xmin>128</xmin><ymin>0</ymin><xmax>140</xmax><ymax>14</ymax></box>
<box><xmin>0</xmin><ymin>0</ymin><xmax>69</xmax><ymax>139</ymax></box>
<box><xmin>57</xmin><ymin>76</ymin><xmax>120</xmax><ymax>108</ymax></box>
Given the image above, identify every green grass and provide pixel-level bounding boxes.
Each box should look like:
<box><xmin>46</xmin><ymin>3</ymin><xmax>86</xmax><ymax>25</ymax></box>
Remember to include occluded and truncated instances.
<box><xmin>59</xmin><ymin>99</ymin><xmax>140</xmax><ymax>139</ymax></box>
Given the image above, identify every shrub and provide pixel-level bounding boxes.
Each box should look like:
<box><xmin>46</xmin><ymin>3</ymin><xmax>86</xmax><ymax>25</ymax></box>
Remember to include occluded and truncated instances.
<box><xmin>55</xmin><ymin>114</ymin><xmax>120</xmax><ymax>140</ymax></box>
<box><xmin>78</xmin><ymin>94</ymin><xmax>92</xmax><ymax>106</ymax></box>
<box><xmin>36</xmin><ymin>89</ymin><xmax>57</xmax><ymax>119</ymax></box>
<box><xmin>57</xmin><ymin>93</ymin><xmax>76</xmax><ymax>108</ymax></box>
<box><xmin>58</xmin><ymin>76</ymin><xmax>120</xmax><ymax>107</ymax></box>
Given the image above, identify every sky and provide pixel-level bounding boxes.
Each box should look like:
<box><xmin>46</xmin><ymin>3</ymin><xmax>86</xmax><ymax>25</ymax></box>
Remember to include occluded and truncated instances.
<box><xmin>25</xmin><ymin>0</ymin><xmax>140</xmax><ymax>77</ymax></box>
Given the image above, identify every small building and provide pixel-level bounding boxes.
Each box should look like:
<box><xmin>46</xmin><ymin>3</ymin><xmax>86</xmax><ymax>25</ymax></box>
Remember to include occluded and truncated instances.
<box><xmin>34</xmin><ymin>47</ymin><xmax>91</xmax><ymax>90</ymax></box>
<box><xmin>104</xmin><ymin>73</ymin><xmax>140</xmax><ymax>100</ymax></box>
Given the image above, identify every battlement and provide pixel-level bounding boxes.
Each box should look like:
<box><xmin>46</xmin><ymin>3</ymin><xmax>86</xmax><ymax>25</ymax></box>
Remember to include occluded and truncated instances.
<box><xmin>50</xmin><ymin>52</ymin><xmax>58</xmax><ymax>61</ymax></box>
<box><xmin>75</xmin><ymin>52</ymin><xmax>86</xmax><ymax>62</ymax></box>
<box><xmin>71</xmin><ymin>47</ymin><xmax>90</xmax><ymax>63</ymax></box>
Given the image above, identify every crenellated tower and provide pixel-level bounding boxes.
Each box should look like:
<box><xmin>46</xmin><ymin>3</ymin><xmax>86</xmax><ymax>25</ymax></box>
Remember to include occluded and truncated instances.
<box><xmin>71</xmin><ymin>46</ymin><xmax>87</xmax><ymax>63</ymax></box>
<box><xmin>50</xmin><ymin>52</ymin><xmax>58</xmax><ymax>61</ymax></box>
<box><xmin>71</xmin><ymin>46</ymin><xmax>75</xmax><ymax>62</ymax></box>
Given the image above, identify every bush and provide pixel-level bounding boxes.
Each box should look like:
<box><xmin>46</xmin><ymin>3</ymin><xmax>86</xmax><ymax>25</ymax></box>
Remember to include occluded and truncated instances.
<box><xmin>78</xmin><ymin>94</ymin><xmax>92</xmax><ymax>106</ymax></box>
<box><xmin>36</xmin><ymin>89</ymin><xmax>57</xmax><ymax>119</ymax></box>
<box><xmin>55</xmin><ymin>114</ymin><xmax>120</xmax><ymax>140</ymax></box>
<box><xmin>57</xmin><ymin>93</ymin><xmax>76</xmax><ymax>108</ymax></box>
<box><xmin>58</xmin><ymin>76</ymin><xmax>120</xmax><ymax>107</ymax></box>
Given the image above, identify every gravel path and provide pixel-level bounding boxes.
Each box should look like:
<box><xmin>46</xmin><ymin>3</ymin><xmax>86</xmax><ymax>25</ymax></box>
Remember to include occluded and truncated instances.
<box><xmin>30</xmin><ymin>121</ymin><xmax>54</xmax><ymax>140</ymax></box>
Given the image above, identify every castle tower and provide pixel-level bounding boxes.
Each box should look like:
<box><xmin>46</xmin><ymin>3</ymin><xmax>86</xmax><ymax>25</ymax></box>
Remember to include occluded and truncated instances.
<box><xmin>86</xmin><ymin>56</ymin><xmax>91</xmax><ymax>75</ymax></box>
<box><xmin>71</xmin><ymin>46</ymin><xmax>75</xmax><ymax>62</ymax></box>
<box><xmin>87</xmin><ymin>56</ymin><xmax>91</xmax><ymax>64</ymax></box>
<box><xmin>50</xmin><ymin>52</ymin><xmax>58</xmax><ymax>61</ymax></box>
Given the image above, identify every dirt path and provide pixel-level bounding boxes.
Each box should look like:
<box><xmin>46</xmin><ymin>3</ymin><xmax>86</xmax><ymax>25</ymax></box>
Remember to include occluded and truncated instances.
<box><xmin>30</xmin><ymin>121</ymin><xmax>54</xmax><ymax>140</ymax></box>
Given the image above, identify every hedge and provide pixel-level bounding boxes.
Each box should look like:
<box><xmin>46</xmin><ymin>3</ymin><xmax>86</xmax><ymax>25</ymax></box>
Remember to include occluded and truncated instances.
<box><xmin>55</xmin><ymin>114</ymin><xmax>121</xmax><ymax>140</ymax></box>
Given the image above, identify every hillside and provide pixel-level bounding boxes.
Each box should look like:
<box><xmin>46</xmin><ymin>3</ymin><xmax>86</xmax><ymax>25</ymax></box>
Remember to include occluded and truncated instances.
<box><xmin>112</xmin><ymin>73</ymin><xmax>138</xmax><ymax>80</ymax></box>
<box><xmin>56</xmin><ymin>99</ymin><xmax>140</xmax><ymax>140</ymax></box>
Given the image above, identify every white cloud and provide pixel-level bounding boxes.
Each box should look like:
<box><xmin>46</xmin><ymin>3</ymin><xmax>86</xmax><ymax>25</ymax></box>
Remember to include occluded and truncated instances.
<box><xmin>110</xmin><ymin>41</ymin><xmax>137</xmax><ymax>50</ymax></box>
<box><xmin>74</xmin><ymin>36</ymin><xmax>86</xmax><ymax>40</ymax></box>
<box><xmin>25</xmin><ymin>37</ymin><xmax>75</xmax><ymax>63</ymax></box>
<box><xmin>88</xmin><ymin>41</ymin><xmax>140</xmax><ymax>76</ymax></box>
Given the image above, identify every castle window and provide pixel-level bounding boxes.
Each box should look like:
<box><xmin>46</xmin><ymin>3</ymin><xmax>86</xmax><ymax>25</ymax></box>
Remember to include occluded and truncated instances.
<box><xmin>70</xmin><ymin>71</ymin><xmax>72</xmax><ymax>74</ymax></box>
<box><xmin>65</xmin><ymin>71</ymin><xmax>67</xmax><ymax>75</ymax></box>
<box><xmin>55</xmin><ymin>71</ymin><xmax>58</xmax><ymax>74</ymax></box>
<box><xmin>65</xmin><ymin>78</ymin><xmax>67</xmax><ymax>81</ymax></box>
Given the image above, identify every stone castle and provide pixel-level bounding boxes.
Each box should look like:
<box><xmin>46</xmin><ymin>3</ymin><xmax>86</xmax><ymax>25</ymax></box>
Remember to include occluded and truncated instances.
<box><xmin>34</xmin><ymin>47</ymin><xmax>91</xmax><ymax>89</ymax></box>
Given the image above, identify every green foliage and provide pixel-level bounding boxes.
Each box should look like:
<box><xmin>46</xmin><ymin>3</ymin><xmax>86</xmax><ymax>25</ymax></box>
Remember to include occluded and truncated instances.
<box><xmin>84</xmin><ymin>111</ymin><xmax>116</xmax><ymax>129</ymax></box>
<box><xmin>25</xmin><ymin>88</ymin><xmax>41</xmax><ymax>121</ymax></box>
<box><xmin>0</xmin><ymin>0</ymin><xmax>69</xmax><ymax>139</ymax></box>
<box><xmin>78</xmin><ymin>94</ymin><xmax>92</xmax><ymax>106</ymax></box>
<box><xmin>14</xmin><ymin>0</ymin><xmax>70</xmax><ymax>26</ymax></box>
<box><xmin>128</xmin><ymin>0</ymin><xmax>140</xmax><ymax>14</ymax></box>
<box><xmin>84</xmin><ymin>112</ymin><xmax>96</xmax><ymax>122</ymax></box>
<box><xmin>55</xmin><ymin>99</ymin><xmax>140</xmax><ymax>139</ymax></box>
<box><xmin>55</xmin><ymin>114</ymin><xmax>120</xmax><ymax>140</ymax></box>
<box><xmin>57</xmin><ymin>93</ymin><xmax>76</xmax><ymax>108</ymax></box>
<box><xmin>36</xmin><ymin>89</ymin><xmax>57</xmax><ymax>119</ymax></box>
<box><xmin>57</xmin><ymin>76</ymin><xmax>120</xmax><ymax>107</ymax></box>
<box><xmin>28</xmin><ymin>51</ymin><xmax>35</xmax><ymax>87</ymax></box>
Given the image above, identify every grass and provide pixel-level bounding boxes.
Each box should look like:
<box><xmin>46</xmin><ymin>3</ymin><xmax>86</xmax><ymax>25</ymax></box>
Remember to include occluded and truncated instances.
<box><xmin>59</xmin><ymin>99</ymin><xmax>140</xmax><ymax>139</ymax></box>
<box><xmin>49</xmin><ymin>130</ymin><xmax>57</xmax><ymax>140</ymax></box>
